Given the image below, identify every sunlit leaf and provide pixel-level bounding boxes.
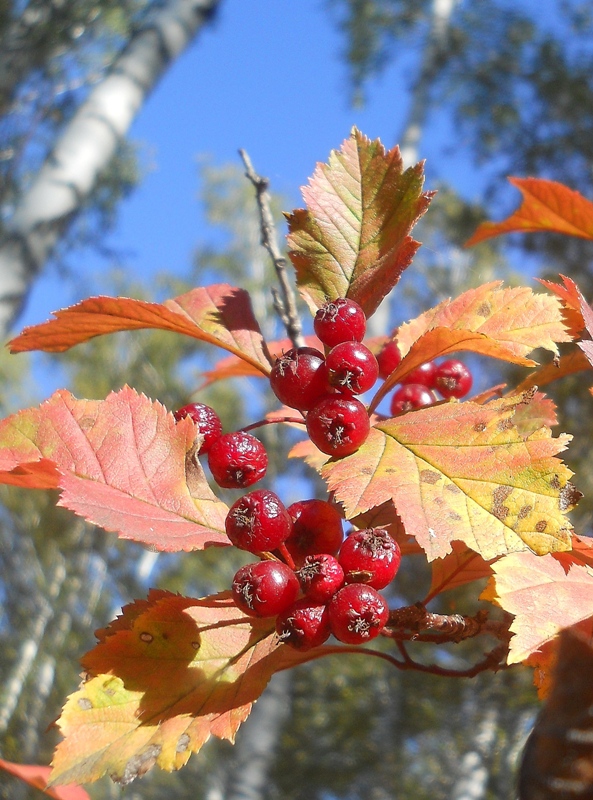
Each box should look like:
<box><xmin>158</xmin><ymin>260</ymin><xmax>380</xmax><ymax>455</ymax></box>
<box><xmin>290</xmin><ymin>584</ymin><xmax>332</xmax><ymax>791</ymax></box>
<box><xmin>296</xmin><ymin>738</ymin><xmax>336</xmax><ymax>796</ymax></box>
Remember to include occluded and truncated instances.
<box><xmin>427</xmin><ymin>542</ymin><xmax>494</xmax><ymax>601</ymax></box>
<box><xmin>0</xmin><ymin>387</ymin><xmax>229</xmax><ymax>551</ymax></box>
<box><xmin>322</xmin><ymin>394</ymin><xmax>575</xmax><ymax>561</ymax></box>
<box><xmin>286</xmin><ymin>128</ymin><xmax>433</xmax><ymax>317</ymax></box>
<box><xmin>537</xmin><ymin>274</ymin><xmax>586</xmax><ymax>336</ymax></box>
<box><xmin>515</xmin><ymin>349</ymin><xmax>592</xmax><ymax>393</ymax></box>
<box><xmin>465</xmin><ymin>178</ymin><xmax>593</xmax><ymax>246</ymax></box>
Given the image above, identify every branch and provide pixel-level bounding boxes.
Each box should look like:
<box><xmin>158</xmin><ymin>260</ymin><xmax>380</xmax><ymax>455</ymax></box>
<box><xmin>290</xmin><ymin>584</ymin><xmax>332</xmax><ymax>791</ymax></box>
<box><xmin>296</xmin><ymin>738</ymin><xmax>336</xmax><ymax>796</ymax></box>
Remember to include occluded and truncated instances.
<box><xmin>239</xmin><ymin>149</ymin><xmax>305</xmax><ymax>349</ymax></box>
<box><xmin>383</xmin><ymin>603</ymin><xmax>512</xmax><ymax>645</ymax></box>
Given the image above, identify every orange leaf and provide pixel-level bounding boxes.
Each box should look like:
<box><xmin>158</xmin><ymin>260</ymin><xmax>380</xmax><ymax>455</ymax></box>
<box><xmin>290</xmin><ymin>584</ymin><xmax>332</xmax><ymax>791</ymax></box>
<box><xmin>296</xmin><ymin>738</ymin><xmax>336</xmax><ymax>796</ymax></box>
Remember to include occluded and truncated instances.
<box><xmin>482</xmin><ymin>551</ymin><xmax>593</xmax><ymax>664</ymax></box>
<box><xmin>321</xmin><ymin>394</ymin><xmax>575</xmax><ymax>561</ymax></box>
<box><xmin>349</xmin><ymin>500</ymin><xmax>423</xmax><ymax>556</ymax></box>
<box><xmin>427</xmin><ymin>542</ymin><xmax>494</xmax><ymax>601</ymax></box>
<box><xmin>50</xmin><ymin>591</ymin><xmax>322</xmax><ymax>786</ymax></box>
<box><xmin>465</xmin><ymin>178</ymin><xmax>593</xmax><ymax>246</ymax></box>
<box><xmin>515</xmin><ymin>348</ymin><xmax>592</xmax><ymax>393</ymax></box>
<box><xmin>537</xmin><ymin>274</ymin><xmax>587</xmax><ymax>336</ymax></box>
<box><xmin>0</xmin><ymin>387</ymin><xmax>229</xmax><ymax>551</ymax></box>
<box><xmin>10</xmin><ymin>285</ymin><xmax>273</xmax><ymax>375</ymax></box>
<box><xmin>286</xmin><ymin>128</ymin><xmax>433</xmax><ymax>318</ymax></box>
<box><xmin>0</xmin><ymin>759</ymin><xmax>90</xmax><ymax>800</ymax></box>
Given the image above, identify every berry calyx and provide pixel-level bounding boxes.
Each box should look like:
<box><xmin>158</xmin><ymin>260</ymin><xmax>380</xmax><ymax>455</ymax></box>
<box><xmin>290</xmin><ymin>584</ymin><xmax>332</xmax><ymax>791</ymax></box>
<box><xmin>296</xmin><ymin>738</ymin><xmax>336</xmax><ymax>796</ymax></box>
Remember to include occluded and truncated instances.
<box><xmin>328</xmin><ymin>583</ymin><xmax>389</xmax><ymax>644</ymax></box>
<box><xmin>338</xmin><ymin>528</ymin><xmax>401</xmax><ymax>590</ymax></box>
<box><xmin>285</xmin><ymin>499</ymin><xmax>344</xmax><ymax>565</ymax></box>
<box><xmin>208</xmin><ymin>431</ymin><xmax>267</xmax><ymax>488</ymax></box>
<box><xmin>270</xmin><ymin>347</ymin><xmax>332</xmax><ymax>411</ymax></box>
<box><xmin>297</xmin><ymin>553</ymin><xmax>344</xmax><ymax>602</ymax></box>
<box><xmin>401</xmin><ymin>361</ymin><xmax>437</xmax><ymax>388</ymax></box>
<box><xmin>276</xmin><ymin>599</ymin><xmax>331</xmax><ymax>650</ymax></box>
<box><xmin>306</xmin><ymin>395</ymin><xmax>370</xmax><ymax>457</ymax></box>
<box><xmin>390</xmin><ymin>383</ymin><xmax>436</xmax><ymax>416</ymax></box>
<box><xmin>173</xmin><ymin>402</ymin><xmax>223</xmax><ymax>454</ymax></box>
<box><xmin>226</xmin><ymin>489</ymin><xmax>292</xmax><ymax>552</ymax></box>
<box><xmin>232</xmin><ymin>561</ymin><xmax>299</xmax><ymax>618</ymax></box>
<box><xmin>434</xmin><ymin>359</ymin><xmax>473</xmax><ymax>399</ymax></box>
<box><xmin>326</xmin><ymin>341</ymin><xmax>379</xmax><ymax>396</ymax></box>
<box><xmin>377</xmin><ymin>340</ymin><xmax>402</xmax><ymax>379</ymax></box>
<box><xmin>314</xmin><ymin>298</ymin><xmax>366</xmax><ymax>347</ymax></box>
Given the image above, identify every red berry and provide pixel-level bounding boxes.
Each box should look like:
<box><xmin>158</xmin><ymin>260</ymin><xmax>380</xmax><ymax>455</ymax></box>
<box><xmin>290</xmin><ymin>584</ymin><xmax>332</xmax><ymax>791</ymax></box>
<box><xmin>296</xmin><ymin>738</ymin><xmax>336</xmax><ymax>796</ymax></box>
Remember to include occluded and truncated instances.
<box><xmin>276</xmin><ymin>599</ymin><xmax>331</xmax><ymax>650</ymax></box>
<box><xmin>232</xmin><ymin>561</ymin><xmax>299</xmax><ymax>618</ymax></box>
<box><xmin>173</xmin><ymin>402</ymin><xmax>223</xmax><ymax>454</ymax></box>
<box><xmin>326</xmin><ymin>341</ymin><xmax>379</xmax><ymax>396</ymax></box>
<box><xmin>390</xmin><ymin>383</ymin><xmax>436</xmax><ymax>416</ymax></box>
<box><xmin>270</xmin><ymin>347</ymin><xmax>332</xmax><ymax>411</ymax></box>
<box><xmin>338</xmin><ymin>528</ymin><xmax>401</xmax><ymax>589</ymax></box>
<box><xmin>377</xmin><ymin>340</ymin><xmax>402</xmax><ymax>379</ymax></box>
<box><xmin>285</xmin><ymin>499</ymin><xmax>344</xmax><ymax>565</ymax></box>
<box><xmin>328</xmin><ymin>584</ymin><xmax>389</xmax><ymax>644</ymax></box>
<box><xmin>208</xmin><ymin>431</ymin><xmax>267</xmax><ymax>488</ymax></box>
<box><xmin>226</xmin><ymin>489</ymin><xmax>292</xmax><ymax>553</ymax></box>
<box><xmin>314</xmin><ymin>298</ymin><xmax>366</xmax><ymax>347</ymax></box>
<box><xmin>297</xmin><ymin>553</ymin><xmax>344</xmax><ymax>602</ymax></box>
<box><xmin>434</xmin><ymin>359</ymin><xmax>473</xmax><ymax>399</ymax></box>
<box><xmin>402</xmin><ymin>361</ymin><xmax>437</xmax><ymax>388</ymax></box>
<box><xmin>306</xmin><ymin>395</ymin><xmax>370</xmax><ymax>457</ymax></box>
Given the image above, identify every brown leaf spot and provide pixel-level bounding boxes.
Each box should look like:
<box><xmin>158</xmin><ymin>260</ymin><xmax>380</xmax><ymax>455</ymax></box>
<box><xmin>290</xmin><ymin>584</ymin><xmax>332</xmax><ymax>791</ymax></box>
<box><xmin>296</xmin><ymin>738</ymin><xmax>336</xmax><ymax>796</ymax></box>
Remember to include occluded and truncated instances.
<box><xmin>445</xmin><ymin>483</ymin><xmax>462</xmax><ymax>494</ymax></box>
<box><xmin>78</xmin><ymin>416</ymin><xmax>95</xmax><ymax>431</ymax></box>
<box><xmin>492</xmin><ymin>486</ymin><xmax>512</xmax><ymax>521</ymax></box>
<box><xmin>361</xmin><ymin>467</ymin><xmax>373</xmax><ymax>475</ymax></box>
<box><xmin>449</xmin><ymin>511</ymin><xmax>462</xmax><ymax>521</ymax></box>
<box><xmin>192</xmin><ymin>639</ymin><xmax>201</xmax><ymax>650</ymax></box>
<box><xmin>434</xmin><ymin>497</ymin><xmax>444</xmax><ymax>506</ymax></box>
<box><xmin>139</xmin><ymin>632</ymin><xmax>153</xmax><ymax>643</ymax></box>
<box><xmin>476</xmin><ymin>302</ymin><xmax>491</xmax><ymax>317</ymax></box>
<box><xmin>560</xmin><ymin>481</ymin><xmax>583</xmax><ymax>512</ymax></box>
<box><xmin>550</xmin><ymin>475</ymin><xmax>561</xmax><ymax>490</ymax></box>
<box><xmin>117</xmin><ymin>745</ymin><xmax>162</xmax><ymax>785</ymax></box>
<box><xmin>77</xmin><ymin>697</ymin><xmax>93</xmax><ymax>711</ymax></box>
<box><xmin>496</xmin><ymin>417</ymin><xmax>514</xmax><ymax>433</ymax></box>
<box><xmin>176</xmin><ymin>734</ymin><xmax>190</xmax><ymax>753</ymax></box>
<box><xmin>517</xmin><ymin>504</ymin><xmax>533</xmax><ymax>520</ymax></box>
<box><xmin>473</xmin><ymin>421</ymin><xmax>487</xmax><ymax>433</ymax></box>
<box><xmin>420</xmin><ymin>469</ymin><xmax>441</xmax><ymax>484</ymax></box>
<box><xmin>535</xmin><ymin>520</ymin><xmax>548</xmax><ymax>533</ymax></box>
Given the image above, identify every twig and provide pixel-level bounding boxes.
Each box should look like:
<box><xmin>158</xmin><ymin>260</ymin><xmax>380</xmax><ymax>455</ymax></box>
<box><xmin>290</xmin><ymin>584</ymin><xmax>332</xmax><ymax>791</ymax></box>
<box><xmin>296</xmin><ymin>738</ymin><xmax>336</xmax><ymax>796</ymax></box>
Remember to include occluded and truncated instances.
<box><xmin>383</xmin><ymin>603</ymin><xmax>512</xmax><ymax>645</ymax></box>
<box><xmin>239</xmin><ymin>149</ymin><xmax>305</xmax><ymax>349</ymax></box>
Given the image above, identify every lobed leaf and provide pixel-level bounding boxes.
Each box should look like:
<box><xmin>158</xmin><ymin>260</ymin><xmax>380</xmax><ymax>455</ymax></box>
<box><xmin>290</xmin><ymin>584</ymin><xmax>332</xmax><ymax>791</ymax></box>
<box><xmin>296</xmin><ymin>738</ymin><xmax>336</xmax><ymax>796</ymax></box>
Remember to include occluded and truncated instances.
<box><xmin>537</xmin><ymin>274</ymin><xmax>587</xmax><ymax>337</ymax></box>
<box><xmin>322</xmin><ymin>394</ymin><xmax>575</xmax><ymax>561</ymax></box>
<box><xmin>9</xmin><ymin>285</ymin><xmax>273</xmax><ymax>375</ymax></box>
<box><xmin>0</xmin><ymin>387</ymin><xmax>229</xmax><ymax>551</ymax></box>
<box><xmin>50</xmin><ymin>591</ymin><xmax>323</xmax><ymax>786</ymax></box>
<box><xmin>465</xmin><ymin>178</ymin><xmax>593</xmax><ymax>246</ymax></box>
<box><xmin>286</xmin><ymin>128</ymin><xmax>433</xmax><ymax>317</ymax></box>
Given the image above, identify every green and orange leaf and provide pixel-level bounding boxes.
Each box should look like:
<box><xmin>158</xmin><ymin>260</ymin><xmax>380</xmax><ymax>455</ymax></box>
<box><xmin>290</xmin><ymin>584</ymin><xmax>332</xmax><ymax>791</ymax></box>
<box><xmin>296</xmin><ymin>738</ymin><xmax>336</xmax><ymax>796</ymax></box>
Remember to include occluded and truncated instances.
<box><xmin>50</xmin><ymin>591</ymin><xmax>317</xmax><ymax>786</ymax></box>
<box><xmin>0</xmin><ymin>387</ymin><xmax>229</xmax><ymax>551</ymax></box>
<box><xmin>465</xmin><ymin>178</ymin><xmax>593</xmax><ymax>246</ymax></box>
<box><xmin>322</xmin><ymin>394</ymin><xmax>575</xmax><ymax>561</ymax></box>
<box><xmin>286</xmin><ymin>128</ymin><xmax>433</xmax><ymax>317</ymax></box>
<box><xmin>10</xmin><ymin>285</ymin><xmax>273</xmax><ymax>375</ymax></box>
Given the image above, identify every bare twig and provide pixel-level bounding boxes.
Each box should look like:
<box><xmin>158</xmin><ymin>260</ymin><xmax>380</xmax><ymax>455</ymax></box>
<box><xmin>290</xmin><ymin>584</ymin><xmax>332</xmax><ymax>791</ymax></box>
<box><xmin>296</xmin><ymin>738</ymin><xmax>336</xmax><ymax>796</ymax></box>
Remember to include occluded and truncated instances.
<box><xmin>383</xmin><ymin>603</ymin><xmax>512</xmax><ymax>645</ymax></box>
<box><xmin>239</xmin><ymin>149</ymin><xmax>305</xmax><ymax>349</ymax></box>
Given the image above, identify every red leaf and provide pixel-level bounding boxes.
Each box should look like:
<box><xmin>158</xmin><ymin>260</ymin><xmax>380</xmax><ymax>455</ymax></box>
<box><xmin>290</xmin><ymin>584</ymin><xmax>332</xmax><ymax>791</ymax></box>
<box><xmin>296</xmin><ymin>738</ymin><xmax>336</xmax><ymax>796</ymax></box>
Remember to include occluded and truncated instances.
<box><xmin>537</xmin><ymin>274</ymin><xmax>587</xmax><ymax>336</ymax></box>
<box><xmin>465</xmin><ymin>178</ymin><xmax>593</xmax><ymax>246</ymax></box>
<box><xmin>0</xmin><ymin>759</ymin><xmax>89</xmax><ymax>800</ymax></box>
<box><xmin>0</xmin><ymin>388</ymin><xmax>229</xmax><ymax>551</ymax></box>
<box><xmin>427</xmin><ymin>542</ymin><xmax>494</xmax><ymax>601</ymax></box>
<box><xmin>9</xmin><ymin>285</ymin><xmax>273</xmax><ymax>375</ymax></box>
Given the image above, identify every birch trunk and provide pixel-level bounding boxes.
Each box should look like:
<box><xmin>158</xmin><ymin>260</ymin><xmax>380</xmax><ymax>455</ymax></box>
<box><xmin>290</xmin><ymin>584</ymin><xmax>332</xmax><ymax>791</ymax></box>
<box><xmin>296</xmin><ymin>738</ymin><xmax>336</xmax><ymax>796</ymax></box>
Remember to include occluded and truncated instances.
<box><xmin>0</xmin><ymin>0</ymin><xmax>220</xmax><ymax>337</ymax></box>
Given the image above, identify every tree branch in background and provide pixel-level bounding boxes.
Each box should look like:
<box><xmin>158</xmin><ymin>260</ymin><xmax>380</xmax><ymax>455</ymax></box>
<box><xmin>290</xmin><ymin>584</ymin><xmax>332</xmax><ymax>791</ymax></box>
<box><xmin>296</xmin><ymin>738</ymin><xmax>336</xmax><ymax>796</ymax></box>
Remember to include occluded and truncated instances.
<box><xmin>239</xmin><ymin>148</ymin><xmax>305</xmax><ymax>349</ymax></box>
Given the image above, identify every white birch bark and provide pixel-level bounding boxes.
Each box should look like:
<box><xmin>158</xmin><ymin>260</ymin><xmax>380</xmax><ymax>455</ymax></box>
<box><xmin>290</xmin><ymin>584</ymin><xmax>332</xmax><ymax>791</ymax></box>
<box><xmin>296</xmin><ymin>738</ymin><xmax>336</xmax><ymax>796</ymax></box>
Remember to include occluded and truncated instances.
<box><xmin>0</xmin><ymin>0</ymin><xmax>220</xmax><ymax>337</ymax></box>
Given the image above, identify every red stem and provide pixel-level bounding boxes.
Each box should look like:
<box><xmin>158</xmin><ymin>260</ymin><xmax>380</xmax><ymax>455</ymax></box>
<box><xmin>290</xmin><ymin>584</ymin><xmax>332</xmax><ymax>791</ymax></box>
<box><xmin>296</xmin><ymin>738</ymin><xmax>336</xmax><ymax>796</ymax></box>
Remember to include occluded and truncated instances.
<box><xmin>239</xmin><ymin>416</ymin><xmax>306</xmax><ymax>433</ymax></box>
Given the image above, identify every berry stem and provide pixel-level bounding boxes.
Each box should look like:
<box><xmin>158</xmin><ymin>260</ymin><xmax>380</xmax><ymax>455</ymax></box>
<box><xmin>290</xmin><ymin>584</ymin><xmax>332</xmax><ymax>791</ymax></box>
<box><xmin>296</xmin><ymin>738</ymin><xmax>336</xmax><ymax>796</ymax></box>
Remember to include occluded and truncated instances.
<box><xmin>277</xmin><ymin>543</ymin><xmax>297</xmax><ymax>571</ymax></box>
<box><xmin>239</xmin><ymin>416</ymin><xmax>306</xmax><ymax>433</ymax></box>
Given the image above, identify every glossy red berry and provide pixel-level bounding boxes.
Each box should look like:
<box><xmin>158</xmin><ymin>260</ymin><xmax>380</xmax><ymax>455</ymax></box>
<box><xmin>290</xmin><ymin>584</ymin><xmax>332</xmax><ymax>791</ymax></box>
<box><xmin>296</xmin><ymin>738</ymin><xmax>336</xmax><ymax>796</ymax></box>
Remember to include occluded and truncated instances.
<box><xmin>270</xmin><ymin>347</ymin><xmax>332</xmax><ymax>411</ymax></box>
<box><xmin>390</xmin><ymin>383</ymin><xmax>436</xmax><ymax>416</ymax></box>
<box><xmin>297</xmin><ymin>553</ymin><xmax>344</xmax><ymax>602</ymax></box>
<box><xmin>377</xmin><ymin>340</ymin><xmax>402</xmax><ymax>379</ymax></box>
<box><xmin>326</xmin><ymin>341</ymin><xmax>379</xmax><ymax>396</ymax></box>
<box><xmin>328</xmin><ymin>583</ymin><xmax>389</xmax><ymax>644</ymax></box>
<box><xmin>226</xmin><ymin>489</ymin><xmax>292</xmax><ymax>553</ymax></box>
<box><xmin>434</xmin><ymin>359</ymin><xmax>473</xmax><ymax>399</ymax></box>
<box><xmin>232</xmin><ymin>561</ymin><xmax>299</xmax><ymax>618</ymax></box>
<box><xmin>306</xmin><ymin>395</ymin><xmax>370</xmax><ymax>457</ymax></box>
<box><xmin>208</xmin><ymin>431</ymin><xmax>267</xmax><ymax>488</ymax></box>
<box><xmin>285</xmin><ymin>499</ymin><xmax>344</xmax><ymax>565</ymax></box>
<box><xmin>276</xmin><ymin>600</ymin><xmax>331</xmax><ymax>650</ymax></box>
<box><xmin>338</xmin><ymin>528</ymin><xmax>401</xmax><ymax>589</ymax></box>
<box><xmin>314</xmin><ymin>298</ymin><xmax>366</xmax><ymax>347</ymax></box>
<box><xmin>173</xmin><ymin>402</ymin><xmax>223</xmax><ymax>454</ymax></box>
<box><xmin>402</xmin><ymin>361</ymin><xmax>437</xmax><ymax>388</ymax></box>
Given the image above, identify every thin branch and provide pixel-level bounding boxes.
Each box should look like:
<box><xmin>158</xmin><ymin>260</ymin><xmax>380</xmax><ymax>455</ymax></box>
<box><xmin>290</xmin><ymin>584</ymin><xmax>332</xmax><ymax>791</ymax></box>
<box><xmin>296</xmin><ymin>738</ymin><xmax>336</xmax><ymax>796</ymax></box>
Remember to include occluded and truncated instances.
<box><xmin>239</xmin><ymin>149</ymin><xmax>305</xmax><ymax>349</ymax></box>
<box><xmin>384</xmin><ymin>603</ymin><xmax>512</xmax><ymax>645</ymax></box>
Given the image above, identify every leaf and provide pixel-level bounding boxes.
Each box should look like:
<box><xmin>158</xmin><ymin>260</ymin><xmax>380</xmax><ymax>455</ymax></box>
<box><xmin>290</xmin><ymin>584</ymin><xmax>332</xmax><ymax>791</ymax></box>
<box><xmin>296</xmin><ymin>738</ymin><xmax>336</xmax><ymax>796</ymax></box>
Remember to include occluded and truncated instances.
<box><xmin>286</xmin><ymin>128</ymin><xmax>433</xmax><ymax>317</ymax></box>
<box><xmin>482</xmin><ymin>551</ymin><xmax>593</xmax><ymax>664</ymax></box>
<box><xmin>321</xmin><ymin>394</ymin><xmax>575</xmax><ymax>561</ymax></box>
<box><xmin>0</xmin><ymin>759</ymin><xmax>90</xmax><ymax>800</ymax></box>
<box><xmin>465</xmin><ymin>178</ymin><xmax>593</xmax><ymax>246</ymax></box>
<box><xmin>537</xmin><ymin>274</ymin><xmax>586</xmax><ymax>337</ymax></box>
<box><xmin>427</xmin><ymin>542</ymin><xmax>494</xmax><ymax>601</ymax></box>
<box><xmin>515</xmin><ymin>349</ymin><xmax>592</xmax><ymax>393</ymax></box>
<box><xmin>9</xmin><ymin>285</ymin><xmax>273</xmax><ymax>375</ymax></box>
<box><xmin>349</xmin><ymin>500</ymin><xmax>423</xmax><ymax>556</ymax></box>
<box><xmin>512</xmin><ymin>391</ymin><xmax>558</xmax><ymax>437</ymax></box>
<box><xmin>50</xmin><ymin>591</ymin><xmax>323</xmax><ymax>786</ymax></box>
<box><xmin>0</xmin><ymin>387</ymin><xmax>229</xmax><ymax>551</ymax></box>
